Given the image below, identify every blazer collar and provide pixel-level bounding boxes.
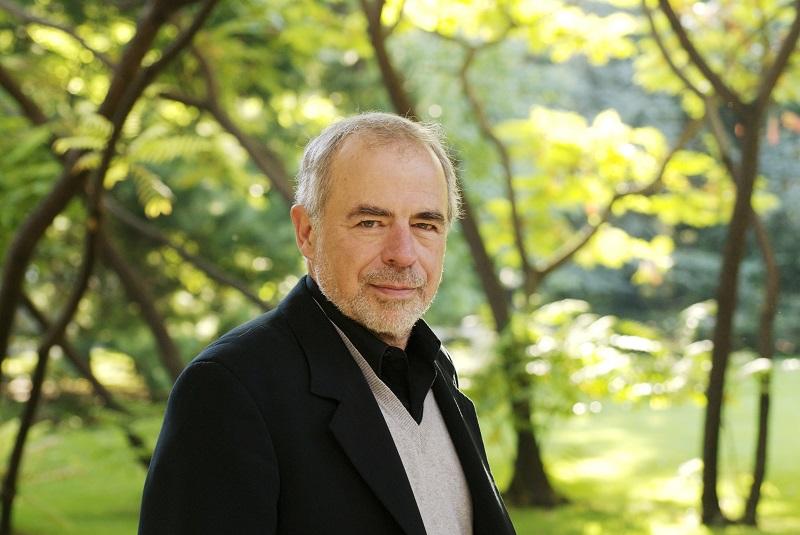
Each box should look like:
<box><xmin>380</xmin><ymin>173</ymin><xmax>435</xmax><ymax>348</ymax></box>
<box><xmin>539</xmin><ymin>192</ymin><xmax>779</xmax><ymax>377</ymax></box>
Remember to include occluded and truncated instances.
<box><xmin>279</xmin><ymin>277</ymin><xmax>427</xmax><ymax>535</ymax></box>
<box><xmin>432</xmin><ymin>362</ymin><xmax>517</xmax><ymax>535</ymax></box>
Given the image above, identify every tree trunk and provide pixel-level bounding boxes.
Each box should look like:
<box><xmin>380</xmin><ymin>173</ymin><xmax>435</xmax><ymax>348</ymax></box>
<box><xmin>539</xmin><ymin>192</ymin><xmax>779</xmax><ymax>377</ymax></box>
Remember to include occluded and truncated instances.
<box><xmin>0</xmin><ymin>346</ymin><xmax>51</xmax><ymax>535</ymax></box>
<box><xmin>741</xmin><ymin>215</ymin><xmax>779</xmax><ymax>525</ymax></box>
<box><xmin>0</xmin><ymin>162</ymin><xmax>88</xmax><ymax>378</ymax></box>
<box><xmin>505</xmin><ymin>372</ymin><xmax>565</xmax><ymax>506</ymax></box>
<box><xmin>458</xmin><ymin>195</ymin><xmax>511</xmax><ymax>331</ymax></box>
<box><xmin>20</xmin><ymin>294</ymin><xmax>151</xmax><ymax>467</ymax></box>
<box><xmin>701</xmin><ymin>107</ymin><xmax>761</xmax><ymax>526</ymax></box>
<box><xmin>359</xmin><ymin>0</ymin><xmax>417</xmax><ymax>119</ymax></box>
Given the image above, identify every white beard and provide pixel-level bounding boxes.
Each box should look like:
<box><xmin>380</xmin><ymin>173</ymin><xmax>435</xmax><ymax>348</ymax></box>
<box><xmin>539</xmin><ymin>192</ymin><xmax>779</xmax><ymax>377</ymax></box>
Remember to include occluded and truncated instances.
<box><xmin>313</xmin><ymin>241</ymin><xmax>435</xmax><ymax>344</ymax></box>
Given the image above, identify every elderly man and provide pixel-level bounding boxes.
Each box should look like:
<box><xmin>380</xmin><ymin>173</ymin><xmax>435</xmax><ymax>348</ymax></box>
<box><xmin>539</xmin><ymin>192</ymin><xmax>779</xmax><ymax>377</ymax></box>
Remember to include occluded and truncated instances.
<box><xmin>138</xmin><ymin>112</ymin><xmax>516</xmax><ymax>535</ymax></box>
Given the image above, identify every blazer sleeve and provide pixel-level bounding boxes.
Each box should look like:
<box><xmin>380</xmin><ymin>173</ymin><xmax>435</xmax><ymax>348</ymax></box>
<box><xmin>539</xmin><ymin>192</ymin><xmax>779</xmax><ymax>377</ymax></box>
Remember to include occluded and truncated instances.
<box><xmin>138</xmin><ymin>360</ymin><xmax>279</xmax><ymax>535</ymax></box>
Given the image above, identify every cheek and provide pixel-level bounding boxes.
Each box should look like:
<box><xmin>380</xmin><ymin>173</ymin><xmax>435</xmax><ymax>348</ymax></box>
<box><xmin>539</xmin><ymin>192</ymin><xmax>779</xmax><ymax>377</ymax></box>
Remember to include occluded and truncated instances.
<box><xmin>338</xmin><ymin>240</ymin><xmax>381</xmax><ymax>281</ymax></box>
<box><xmin>421</xmin><ymin>243</ymin><xmax>446</xmax><ymax>280</ymax></box>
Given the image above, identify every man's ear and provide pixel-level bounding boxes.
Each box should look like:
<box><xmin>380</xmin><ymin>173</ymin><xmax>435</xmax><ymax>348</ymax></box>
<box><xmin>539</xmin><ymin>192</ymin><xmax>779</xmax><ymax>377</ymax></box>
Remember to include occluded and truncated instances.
<box><xmin>290</xmin><ymin>204</ymin><xmax>315</xmax><ymax>260</ymax></box>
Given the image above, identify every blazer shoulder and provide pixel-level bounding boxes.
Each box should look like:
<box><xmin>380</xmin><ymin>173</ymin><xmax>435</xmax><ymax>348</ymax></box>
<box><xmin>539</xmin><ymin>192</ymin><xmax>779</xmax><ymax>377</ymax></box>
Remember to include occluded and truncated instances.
<box><xmin>189</xmin><ymin>306</ymin><xmax>303</xmax><ymax>380</ymax></box>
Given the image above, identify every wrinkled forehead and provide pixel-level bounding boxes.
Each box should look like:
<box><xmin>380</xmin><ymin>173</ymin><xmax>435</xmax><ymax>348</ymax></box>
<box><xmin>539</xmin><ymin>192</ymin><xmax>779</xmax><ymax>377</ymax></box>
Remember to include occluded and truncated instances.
<box><xmin>326</xmin><ymin>134</ymin><xmax>445</xmax><ymax>199</ymax></box>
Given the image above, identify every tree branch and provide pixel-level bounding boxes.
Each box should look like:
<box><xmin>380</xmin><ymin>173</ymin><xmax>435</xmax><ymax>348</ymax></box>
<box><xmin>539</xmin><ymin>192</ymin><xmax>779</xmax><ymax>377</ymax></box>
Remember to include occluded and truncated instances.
<box><xmin>70</xmin><ymin>0</ymin><xmax>217</xmax><ymax>383</ymax></box>
<box><xmin>98</xmin><ymin>230</ymin><xmax>183</xmax><ymax>382</ymax></box>
<box><xmin>754</xmin><ymin>0</ymin><xmax>800</xmax><ymax>113</ymax></box>
<box><xmin>159</xmin><ymin>90</ymin><xmax>204</xmax><ymax>109</ymax></box>
<box><xmin>642</xmin><ymin>0</ymin><xmax>704</xmax><ymax>98</ymax></box>
<box><xmin>537</xmin><ymin>118</ymin><xmax>702</xmax><ymax>278</ymax></box>
<box><xmin>458</xmin><ymin>45</ymin><xmax>535</xmax><ymax>293</ymax></box>
<box><xmin>755</xmin><ymin>0</ymin><xmax>774</xmax><ymax>83</ymax></box>
<box><xmin>752</xmin><ymin>216</ymin><xmax>780</xmax><ymax>361</ymax></box>
<box><xmin>0</xmin><ymin>62</ymin><xmax>48</xmax><ymax>125</ymax></box>
<box><xmin>192</xmin><ymin>46</ymin><xmax>220</xmax><ymax>106</ymax></box>
<box><xmin>110</xmin><ymin>0</ymin><xmax>219</xmax><ymax>126</ymax></box>
<box><xmin>383</xmin><ymin>0</ymin><xmax>406</xmax><ymax>37</ymax></box>
<box><xmin>0</xmin><ymin>0</ymin><xmax>114</xmax><ymax>68</ymax></box>
<box><xmin>657</xmin><ymin>0</ymin><xmax>745</xmax><ymax>112</ymax></box>
<box><xmin>705</xmin><ymin>98</ymin><xmax>739</xmax><ymax>180</ymax></box>
<box><xmin>0</xmin><ymin>156</ymin><xmax>88</xmax><ymax>377</ymax></box>
<box><xmin>104</xmin><ymin>197</ymin><xmax>270</xmax><ymax>310</ymax></box>
<box><xmin>704</xmin><ymin>87</ymin><xmax>779</xmax><ymax>523</ymax></box>
<box><xmin>99</xmin><ymin>0</ymin><xmax>182</xmax><ymax>118</ymax></box>
<box><xmin>20</xmin><ymin>293</ymin><xmax>124</xmax><ymax>413</ymax></box>
<box><xmin>1</xmin><ymin>214</ymin><xmax>99</xmax><ymax>535</ymax></box>
<box><xmin>0</xmin><ymin>342</ymin><xmax>50</xmax><ymax>535</ymax></box>
<box><xmin>21</xmin><ymin>293</ymin><xmax>152</xmax><ymax>467</ymax></box>
<box><xmin>0</xmin><ymin>0</ymin><xmax>215</xmax><ymax>375</ymax></box>
<box><xmin>95</xmin><ymin>0</ymin><xmax>220</xmax><ymax>202</ymax></box>
<box><xmin>359</xmin><ymin>0</ymin><xmax>418</xmax><ymax>119</ymax></box>
<box><xmin>159</xmin><ymin>48</ymin><xmax>295</xmax><ymax>203</ymax></box>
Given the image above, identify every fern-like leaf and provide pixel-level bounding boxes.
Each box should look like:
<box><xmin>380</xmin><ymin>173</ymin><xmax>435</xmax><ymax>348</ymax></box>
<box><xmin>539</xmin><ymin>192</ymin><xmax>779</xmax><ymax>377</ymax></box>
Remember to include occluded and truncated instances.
<box><xmin>130</xmin><ymin>164</ymin><xmax>175</xmax><ymax>218</ymax></box>
<box><xmin>128</xmin><ymin>132</ymin><xmax>214</xmax><ymax>165</ymax></box>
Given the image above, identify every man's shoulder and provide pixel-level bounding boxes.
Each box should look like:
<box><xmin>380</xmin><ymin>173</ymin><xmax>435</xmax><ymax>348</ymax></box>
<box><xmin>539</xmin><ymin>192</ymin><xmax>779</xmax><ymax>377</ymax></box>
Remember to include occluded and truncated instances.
<box><xmin>190</xmin><ymin>308</ymin><xmax>296</xmax><ymax>370</ymax></box>
<box><xmin>192</xmin><ymin>277</ymin><xmax>318</xmax><ymax>368</ymax></box>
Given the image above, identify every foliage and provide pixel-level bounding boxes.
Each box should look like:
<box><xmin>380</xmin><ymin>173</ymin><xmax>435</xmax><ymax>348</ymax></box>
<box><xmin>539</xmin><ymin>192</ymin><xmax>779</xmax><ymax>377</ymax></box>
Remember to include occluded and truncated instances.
<box><xmin>470</xmin><ymin>298</ymin><xmax>714</xmax><ymax>427</ymax></box>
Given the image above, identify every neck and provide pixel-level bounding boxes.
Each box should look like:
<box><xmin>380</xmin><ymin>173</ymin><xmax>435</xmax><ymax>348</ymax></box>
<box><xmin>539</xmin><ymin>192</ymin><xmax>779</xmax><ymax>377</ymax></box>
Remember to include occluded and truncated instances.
<box><xmin>376</xmin><ymin>331</ymin><xmax>410</xmax><ymax>350</ymax></box>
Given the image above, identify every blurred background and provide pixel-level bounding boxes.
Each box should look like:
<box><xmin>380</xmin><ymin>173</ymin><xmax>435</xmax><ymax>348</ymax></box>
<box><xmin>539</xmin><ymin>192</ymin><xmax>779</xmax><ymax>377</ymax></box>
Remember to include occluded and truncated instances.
<box><xmin>1</xmin><ymin>0</ymin><xmax>799</xmax><ymax>533</ymax></box>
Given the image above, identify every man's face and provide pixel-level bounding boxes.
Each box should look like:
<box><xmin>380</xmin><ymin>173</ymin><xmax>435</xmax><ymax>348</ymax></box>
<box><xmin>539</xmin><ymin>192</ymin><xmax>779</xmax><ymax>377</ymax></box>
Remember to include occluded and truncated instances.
<box><xmin>292</xmin><ymin>135</ymin><xmax>449</xmax><ymax>347</ymax></box>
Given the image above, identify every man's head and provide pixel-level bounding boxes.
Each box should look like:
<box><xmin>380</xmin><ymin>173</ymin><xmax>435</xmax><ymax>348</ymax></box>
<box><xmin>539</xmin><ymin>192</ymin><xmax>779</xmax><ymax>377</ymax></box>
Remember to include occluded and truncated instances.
<box><xmin>291</xmin><ymin>112</ymin><xmax>460</xmax><ymax>347</ymax></box>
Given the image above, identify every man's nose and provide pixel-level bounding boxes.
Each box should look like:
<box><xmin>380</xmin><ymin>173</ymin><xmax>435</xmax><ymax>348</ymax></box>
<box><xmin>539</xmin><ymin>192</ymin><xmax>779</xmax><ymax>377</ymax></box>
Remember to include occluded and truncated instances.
<box><xmin>381</xmin><ymin>224</ymin><xmax>417</xmax><ymax>267</ymax></box>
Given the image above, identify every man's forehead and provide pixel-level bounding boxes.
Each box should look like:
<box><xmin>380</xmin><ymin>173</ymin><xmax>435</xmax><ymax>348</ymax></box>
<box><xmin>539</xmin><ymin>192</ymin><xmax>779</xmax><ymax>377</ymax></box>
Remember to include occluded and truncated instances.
<box><xmin>336</xmin><ymin>132</ymin><xmax>432</xmax><ymax>158</ymax></box>
<box><xmin>321</xmin><ymin>132</ymin><xmax>448</xmax><ymax>215</ymax></box>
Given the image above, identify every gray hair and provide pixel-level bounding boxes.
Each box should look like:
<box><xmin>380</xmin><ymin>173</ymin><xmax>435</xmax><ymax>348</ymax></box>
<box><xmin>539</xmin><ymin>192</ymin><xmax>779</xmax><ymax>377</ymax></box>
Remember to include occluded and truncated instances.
<box><xmin>295</xmin><ymin>112</ymin><xmax>461</xmax><ymax>225</ymax></box>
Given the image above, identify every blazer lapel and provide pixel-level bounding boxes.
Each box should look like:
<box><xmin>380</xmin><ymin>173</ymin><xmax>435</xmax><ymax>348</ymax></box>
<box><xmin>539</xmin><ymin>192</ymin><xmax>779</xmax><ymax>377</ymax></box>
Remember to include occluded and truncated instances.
<box><xmin>279</xmin><ymin>279</ymin><xmax>426</xmax><ymax>535</ymax></box>
<box><xmin>433</xmin><ymin>361</ymin><xmax>517</xmax><ymax>535</ymax></box>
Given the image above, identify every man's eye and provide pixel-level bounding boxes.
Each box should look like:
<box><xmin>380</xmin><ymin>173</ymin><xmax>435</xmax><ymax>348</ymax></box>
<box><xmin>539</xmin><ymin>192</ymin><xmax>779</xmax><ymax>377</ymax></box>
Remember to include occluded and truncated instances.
<box><xmin>414</xmin><ymin>223</ymin><xmax>438</xmax><ymax>232</ymax></box>
<box><xmin>358</xmin><ymin>220</ymin><xmax>379</xmax><ymax>228</ymax></box>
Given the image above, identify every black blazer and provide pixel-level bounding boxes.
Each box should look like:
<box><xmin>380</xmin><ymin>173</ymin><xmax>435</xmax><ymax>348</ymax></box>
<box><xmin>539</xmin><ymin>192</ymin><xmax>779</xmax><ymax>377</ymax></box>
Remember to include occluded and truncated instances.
<box><xmin>139</xmin><ymin>277</ymin><xmax>516</xmax><ymax>535</ymax></box>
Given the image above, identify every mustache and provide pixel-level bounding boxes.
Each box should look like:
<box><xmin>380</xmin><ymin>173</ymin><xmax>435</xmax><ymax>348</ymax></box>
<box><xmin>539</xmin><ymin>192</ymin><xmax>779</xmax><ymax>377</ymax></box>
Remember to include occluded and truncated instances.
<box><xmin>362</xmin><ymin>268</ymin><xmax>425</xmax><ymax>288</ymax></box>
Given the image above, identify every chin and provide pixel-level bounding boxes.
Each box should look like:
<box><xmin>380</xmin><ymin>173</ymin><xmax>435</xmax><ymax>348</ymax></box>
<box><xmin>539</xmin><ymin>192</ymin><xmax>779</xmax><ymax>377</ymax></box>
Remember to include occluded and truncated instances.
<box><xmin>362</xmin><ymin>302</ymin><xmax>427</xmax><ymax>335</ymax></box>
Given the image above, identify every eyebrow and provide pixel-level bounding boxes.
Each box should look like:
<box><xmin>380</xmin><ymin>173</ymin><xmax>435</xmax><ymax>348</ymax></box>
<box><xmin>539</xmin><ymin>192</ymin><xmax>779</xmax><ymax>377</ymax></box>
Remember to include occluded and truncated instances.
<box><xmin>415</xmin><ymin>211</ymin><xmax>446</xmax><ymax>223</ymax></box>
<box><xmin>346</xmin><ymin>204</ymin><xmax>446</xmax><ymax>223</ymax></box>
<box><xmin>347</xmin><ymin>204</ymin><xmax>392</xmax><ymax>218</ymax></box>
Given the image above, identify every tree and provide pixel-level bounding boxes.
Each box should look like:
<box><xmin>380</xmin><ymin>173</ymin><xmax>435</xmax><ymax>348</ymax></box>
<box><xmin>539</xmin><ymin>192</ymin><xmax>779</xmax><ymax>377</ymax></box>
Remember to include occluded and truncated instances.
<box><xmin>1</xmin><ymin>1</ymin><xmax>386</xmax><ymax>529</ymax></box>
<box><xmin>355</xmin><ymin>0</ymin><xmax>741</xmax><ymax>507</ymax></box>
<box><xmin>0</xmin><ymin>0</ymin><xmax>220</xmax><ymax>531</ymax></box>
<box><xmin>638</xmin><ymin>0</ymin><xmax>800</xmax><ymax>524</ymax></box>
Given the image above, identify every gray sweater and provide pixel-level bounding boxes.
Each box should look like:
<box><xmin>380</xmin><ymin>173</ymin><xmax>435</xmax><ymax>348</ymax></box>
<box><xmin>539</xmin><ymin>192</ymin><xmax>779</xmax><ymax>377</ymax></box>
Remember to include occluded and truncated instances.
<box><xmin>334</xmin><ymin>325</ymin><xmax>474</xmax><ymax>535</ymax></box>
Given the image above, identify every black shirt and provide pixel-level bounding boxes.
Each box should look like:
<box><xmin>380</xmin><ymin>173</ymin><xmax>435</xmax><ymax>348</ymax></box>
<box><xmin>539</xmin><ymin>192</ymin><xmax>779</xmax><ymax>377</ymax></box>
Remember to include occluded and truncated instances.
<box><xmin>306</xmin><ymin>276</ymin><xmax>439</xmax><ymax>424</ymax></box>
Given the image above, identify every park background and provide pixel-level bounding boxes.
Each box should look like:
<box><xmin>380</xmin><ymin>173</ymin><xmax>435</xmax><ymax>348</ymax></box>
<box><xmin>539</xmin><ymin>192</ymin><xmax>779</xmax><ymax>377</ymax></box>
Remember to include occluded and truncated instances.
<box><xmin>1</xmin><ymin>0</ymin><xmax>800</xmax><ymax>533</ymax></box>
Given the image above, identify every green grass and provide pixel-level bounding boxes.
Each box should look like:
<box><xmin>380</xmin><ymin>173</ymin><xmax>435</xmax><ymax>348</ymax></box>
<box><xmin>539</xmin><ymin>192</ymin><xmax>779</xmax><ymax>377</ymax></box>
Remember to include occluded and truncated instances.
<box><xmin>1</xmin><ymin>369</ymin><xmax>798</xmax><ymax>534</ymax></box>
<box><xmin>506</xmin><ymin>368</ymin><xmax>800</xmax><ymax>534</ymax></box>
<box><xmin>0</xmin><ymin>409</ymin><xmax>163</xmax><ymax>535</ymax></box>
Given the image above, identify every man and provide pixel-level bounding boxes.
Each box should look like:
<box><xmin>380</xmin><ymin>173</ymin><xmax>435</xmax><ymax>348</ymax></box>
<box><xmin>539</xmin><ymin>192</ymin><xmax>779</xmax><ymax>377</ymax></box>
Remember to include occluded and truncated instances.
<box><xmin>138</xmin><ymin>112</ymin><xmax>516</xmax><ymax>535</ymax></box>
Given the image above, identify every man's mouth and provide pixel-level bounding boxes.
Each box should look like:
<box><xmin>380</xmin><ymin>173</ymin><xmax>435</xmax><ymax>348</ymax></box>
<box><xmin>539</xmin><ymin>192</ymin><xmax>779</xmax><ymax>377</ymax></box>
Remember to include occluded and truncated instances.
<box><xmin>369</xmin><ymin>284</ymin><xmax>419</xmax><ymax>298</ymax></box>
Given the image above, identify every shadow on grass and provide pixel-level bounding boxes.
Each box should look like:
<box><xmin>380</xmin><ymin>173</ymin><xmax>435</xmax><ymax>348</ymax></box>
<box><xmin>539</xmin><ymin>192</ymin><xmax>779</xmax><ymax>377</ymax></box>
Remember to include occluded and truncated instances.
<box><xmin>509</xmin><ymin>497</ymin><xmax>800</xmax><ymax>535</ymax></box>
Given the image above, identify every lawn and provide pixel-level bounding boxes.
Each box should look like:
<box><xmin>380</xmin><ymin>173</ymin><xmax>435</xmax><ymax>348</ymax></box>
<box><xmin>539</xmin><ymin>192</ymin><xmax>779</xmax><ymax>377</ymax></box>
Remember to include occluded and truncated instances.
<box><xmin>507</xmin><ymin>365</ymin><xmax>800</xmax><ymax>534</ymax></box>
<box><xmin>1</xmin><ymin>366</ymin><xmax>798</xmax><ymax>534</ymax></box>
